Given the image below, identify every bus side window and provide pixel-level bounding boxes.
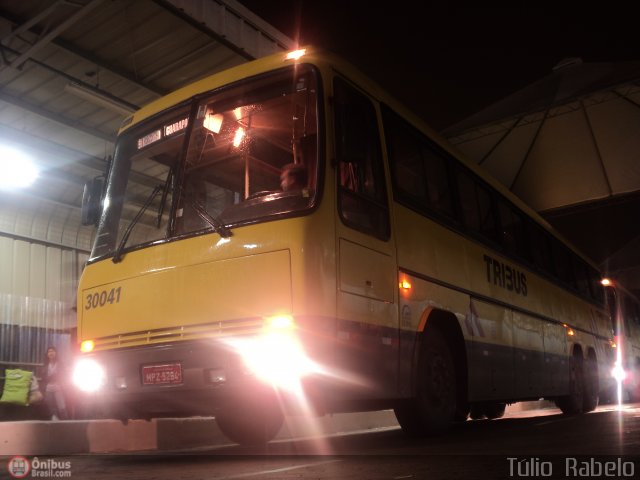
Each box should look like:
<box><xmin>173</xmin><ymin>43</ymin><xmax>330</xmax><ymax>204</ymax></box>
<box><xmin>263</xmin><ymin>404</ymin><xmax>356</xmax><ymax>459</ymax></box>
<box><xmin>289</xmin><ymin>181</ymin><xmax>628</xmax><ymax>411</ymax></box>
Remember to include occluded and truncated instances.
<box><xmin>497</xmin><ymin>200</ymin><xmax>531</xmax><ymax>263</ymax></box>
<box><xmin>421</xmin><ymin>146</ymin><xmax>455</xmax><ymax>218</ymax></box>
<box><xmin>386</xmin><ymin>123</ymin><xmax>427</xmax><ymax>201</ymax></box>
<box><xmin>588</xmin><ymin>266</ymin><xmax>604</xmax><ymax>305</ymax></box>
<box><xmin>572</xmin><ymin>259</ymin><xmax>592</xmax><ymax>299</ymax></box>
<box><xmin>334</xmin><ymin>77</ymin><xmax>389</xmax><ymax>240</ymax></box>
<box><xmin>455</xmin><ymin>166</ymin><xmax>499</xmax><ymax>244</ymax></box>
<box><xmin>382</xmin><ymin>105</ymin><xmax>455</xmax><ymax>221</ymax></box>
<box><xmin>527</xmin><ymin>222</ymin><xmax>556</xmax><ymax>278</ymax></box>
<box><xmin>553</xmin><ymin>241</ymin><xmax>577</xmax><ymax>291</ymax></box>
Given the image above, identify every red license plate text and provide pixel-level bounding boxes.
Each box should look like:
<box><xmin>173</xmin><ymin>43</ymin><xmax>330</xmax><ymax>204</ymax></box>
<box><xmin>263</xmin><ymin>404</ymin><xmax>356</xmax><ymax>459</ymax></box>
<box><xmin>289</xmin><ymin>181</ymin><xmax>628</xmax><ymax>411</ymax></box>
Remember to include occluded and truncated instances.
<box><xmin>142</xmin><ymin>363</ymin><xmax>182</xmax><ymax>385</ymax></box>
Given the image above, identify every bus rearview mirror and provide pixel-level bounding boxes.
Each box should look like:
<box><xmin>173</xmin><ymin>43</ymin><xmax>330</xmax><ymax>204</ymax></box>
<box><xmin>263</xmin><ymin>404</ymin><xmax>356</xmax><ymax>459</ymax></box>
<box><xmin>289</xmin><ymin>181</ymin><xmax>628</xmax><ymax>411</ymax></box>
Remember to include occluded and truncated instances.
<box><xmin>81</xmin><ymin>177</ymin><xmax>104</xmax><ymax>226</ymax></box>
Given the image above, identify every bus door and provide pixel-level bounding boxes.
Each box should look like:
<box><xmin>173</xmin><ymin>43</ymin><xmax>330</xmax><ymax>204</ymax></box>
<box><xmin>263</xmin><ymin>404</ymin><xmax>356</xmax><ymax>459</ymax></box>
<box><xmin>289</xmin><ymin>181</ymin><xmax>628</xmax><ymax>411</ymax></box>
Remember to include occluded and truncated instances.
<box><xmin>332</xmin><ymin>75</ymin><xmax>398</xmax><ymax>398</ymax></box>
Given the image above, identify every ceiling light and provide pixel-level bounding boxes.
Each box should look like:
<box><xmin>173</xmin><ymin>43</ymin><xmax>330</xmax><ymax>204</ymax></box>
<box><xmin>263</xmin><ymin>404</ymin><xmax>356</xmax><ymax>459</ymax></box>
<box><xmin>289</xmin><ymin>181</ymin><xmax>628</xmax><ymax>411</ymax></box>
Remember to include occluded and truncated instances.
<box><xmin>233</xmin><ymin>127</ymin><xmax>245</xmax><ymax>147</ymax></box>
<box><xmin>203</xmin><ymin>112</ymin><xmax>223</xmax><ymax>133</ymax></box>
<box><xmin>0</xmin><ymin>145</ymin><xmax>38</xmax><ymax>189</ymax></box>
<box><xmin>65</xmin><ymin>82</ymin><xmax>137</xmax><ymax>116</ymax></box>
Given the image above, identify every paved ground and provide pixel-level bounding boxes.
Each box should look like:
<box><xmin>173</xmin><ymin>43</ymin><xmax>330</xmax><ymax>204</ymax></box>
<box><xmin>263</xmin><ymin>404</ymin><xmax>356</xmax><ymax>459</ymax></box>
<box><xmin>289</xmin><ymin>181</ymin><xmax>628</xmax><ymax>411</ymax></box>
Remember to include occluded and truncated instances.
<box><xmin>2</xmin><ymin>402</ymin><xmax>639</xmax><ymax>480</ymax></box>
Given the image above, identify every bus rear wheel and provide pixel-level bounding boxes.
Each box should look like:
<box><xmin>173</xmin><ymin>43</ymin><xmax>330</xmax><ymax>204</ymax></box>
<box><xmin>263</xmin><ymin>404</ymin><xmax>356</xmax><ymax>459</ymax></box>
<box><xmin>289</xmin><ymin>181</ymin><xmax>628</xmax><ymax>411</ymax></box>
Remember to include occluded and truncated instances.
<box><xmin>394</xmin><ymin>329</ymin><xmax>456</xmax><ymax>436</ymax></box>
<box><xmin>582</xmin><ymin>355</ymin><xmax>599</xmax><ymax>412</ymax></box>
<box><xmin>215</xmin><ymin>394</ymin><xmax>284</xmax><ymax>446</ymax></box>
<box><xmin>484</xmin><ymin>402</ymin><xmax>506</xmax><ymax>419</ymax></box>
<box><xmin>555</xmin><ymin>353</ymin><xmax>585</xmax><ymax>414</ymax></box>
<box><xmin>470</xmin><ymin>401</ymin><xmax>506</xmax><ymax>420</ymax></box>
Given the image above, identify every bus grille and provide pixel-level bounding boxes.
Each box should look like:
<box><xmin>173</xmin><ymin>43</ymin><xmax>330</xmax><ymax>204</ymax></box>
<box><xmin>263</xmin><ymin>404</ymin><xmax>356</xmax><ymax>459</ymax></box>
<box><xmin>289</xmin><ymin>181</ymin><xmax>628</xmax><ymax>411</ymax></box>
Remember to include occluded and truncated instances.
<box><xmin>91</xmin><ymin>317</ymin><xmax>263</xmax><ymax>350</ymax></box>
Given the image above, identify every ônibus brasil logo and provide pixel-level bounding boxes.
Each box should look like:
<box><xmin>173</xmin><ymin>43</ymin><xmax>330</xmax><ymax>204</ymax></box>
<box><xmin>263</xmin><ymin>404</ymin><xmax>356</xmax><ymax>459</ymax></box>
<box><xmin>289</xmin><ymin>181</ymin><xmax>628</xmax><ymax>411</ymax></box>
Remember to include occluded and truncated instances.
<box><xmin>7</xmin><ymin>456</ymin><xmax>30</xmax><ymax>478</ymax></box>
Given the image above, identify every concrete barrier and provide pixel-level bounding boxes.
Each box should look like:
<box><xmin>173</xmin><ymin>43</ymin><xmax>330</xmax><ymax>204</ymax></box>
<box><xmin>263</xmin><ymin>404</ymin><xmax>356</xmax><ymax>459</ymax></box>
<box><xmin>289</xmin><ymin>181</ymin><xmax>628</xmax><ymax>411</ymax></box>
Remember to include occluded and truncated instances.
<box><xmin>0</xmin><ymin>410</ymin><xmax>400</xmax><ymax>455</ymax></box>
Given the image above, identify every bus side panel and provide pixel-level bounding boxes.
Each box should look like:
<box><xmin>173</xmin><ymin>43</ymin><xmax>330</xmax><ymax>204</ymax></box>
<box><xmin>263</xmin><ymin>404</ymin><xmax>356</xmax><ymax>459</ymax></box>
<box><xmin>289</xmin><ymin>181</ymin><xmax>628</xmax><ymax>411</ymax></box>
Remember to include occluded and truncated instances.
<box><xmin>391</xmin><ymin>205</ymin><xmax>609</xmax><ymax>403</ymax></box>
<box><xmin>542</xmin><ymin>321</ymin><xmax>569</xmax><ymax>395</ymax></box>
<box><xmin>590</xmin><ymin>308</ymin><xmax>617</xmax><ymax>395</ymax></box>
<box><xmin>512</xmin><ymin>310</ymin><xmax>545</xmax><ymax>398</ymax></box>
<box><xmin>468</xmin><ymin>299</ymin><xmax>515</xmax><ymax>401</ymax></box>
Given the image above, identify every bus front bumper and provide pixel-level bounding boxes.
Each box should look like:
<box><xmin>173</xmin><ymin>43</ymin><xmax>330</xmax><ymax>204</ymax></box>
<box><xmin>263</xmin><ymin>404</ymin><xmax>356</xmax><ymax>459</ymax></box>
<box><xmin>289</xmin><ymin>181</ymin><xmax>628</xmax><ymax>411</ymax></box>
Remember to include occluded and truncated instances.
<box><xmin>71</xmin><ymin>338</ymin><xmax>314</xmax><ymax>419</ymax></box>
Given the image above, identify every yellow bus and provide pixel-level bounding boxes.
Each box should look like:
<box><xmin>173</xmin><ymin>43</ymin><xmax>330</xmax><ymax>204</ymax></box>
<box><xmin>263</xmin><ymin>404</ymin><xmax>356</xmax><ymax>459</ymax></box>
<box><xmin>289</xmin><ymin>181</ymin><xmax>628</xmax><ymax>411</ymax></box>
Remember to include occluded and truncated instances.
<box><xmin>603</xmin><ymin>279</ymin><xmax>640</xmax><ymax>403</ymax></box>
<box><xmin>74</xmin><ymin>46</ymin><xmax>616</xmax><ymax>445</ymax></box>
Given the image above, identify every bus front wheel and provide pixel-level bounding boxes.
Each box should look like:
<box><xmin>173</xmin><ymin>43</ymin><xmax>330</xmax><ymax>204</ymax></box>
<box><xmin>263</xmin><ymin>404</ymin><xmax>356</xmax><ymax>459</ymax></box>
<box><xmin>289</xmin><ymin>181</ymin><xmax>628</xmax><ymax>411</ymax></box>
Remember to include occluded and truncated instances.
<box><xmin>394</xmin><ymin>329</ymin><xmax>456</xmax><ymax>436</ymax></box>
<box><xmin>215</xmin><ymin>394</ymin><xmax>284</xmax><ymax>446</ymax></box>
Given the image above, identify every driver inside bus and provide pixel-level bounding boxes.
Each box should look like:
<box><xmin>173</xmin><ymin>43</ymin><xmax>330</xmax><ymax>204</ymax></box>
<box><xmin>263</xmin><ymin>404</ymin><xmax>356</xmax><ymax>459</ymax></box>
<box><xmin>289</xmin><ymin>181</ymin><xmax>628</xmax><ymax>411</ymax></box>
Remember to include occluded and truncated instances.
<box><xmin>280</xmin><ymin>163</ymin><xmax>308</xmax><ymax>192</ymax></box>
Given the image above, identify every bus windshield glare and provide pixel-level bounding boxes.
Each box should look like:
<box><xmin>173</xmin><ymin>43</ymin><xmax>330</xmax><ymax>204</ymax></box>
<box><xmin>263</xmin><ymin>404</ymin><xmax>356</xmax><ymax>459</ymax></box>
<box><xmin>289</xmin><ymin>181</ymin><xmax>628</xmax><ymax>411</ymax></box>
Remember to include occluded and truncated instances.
<box><xmin>91</xmin><ymin>65</ymin><xmax>319</xmax><ymax>261</ymax></box>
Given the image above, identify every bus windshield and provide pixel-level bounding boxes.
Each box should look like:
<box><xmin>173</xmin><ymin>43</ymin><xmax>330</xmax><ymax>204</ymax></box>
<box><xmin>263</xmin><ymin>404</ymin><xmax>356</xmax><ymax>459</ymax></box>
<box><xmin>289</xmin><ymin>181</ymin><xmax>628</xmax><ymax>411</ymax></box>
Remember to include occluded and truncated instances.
<box><xmin>91</xmin><ymin>65</ymin><xmax>319</xmax><ymax>261</ymax></box>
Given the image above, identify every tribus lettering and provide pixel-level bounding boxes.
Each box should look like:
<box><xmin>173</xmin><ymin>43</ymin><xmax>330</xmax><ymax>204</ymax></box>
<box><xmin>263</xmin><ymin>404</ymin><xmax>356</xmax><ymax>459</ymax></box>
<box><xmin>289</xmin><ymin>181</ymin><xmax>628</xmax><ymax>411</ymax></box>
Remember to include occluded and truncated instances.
<box><xmin>483</xmin><ymin>254</ymin><xmax>528</xmax><ymax>296</ymax></box>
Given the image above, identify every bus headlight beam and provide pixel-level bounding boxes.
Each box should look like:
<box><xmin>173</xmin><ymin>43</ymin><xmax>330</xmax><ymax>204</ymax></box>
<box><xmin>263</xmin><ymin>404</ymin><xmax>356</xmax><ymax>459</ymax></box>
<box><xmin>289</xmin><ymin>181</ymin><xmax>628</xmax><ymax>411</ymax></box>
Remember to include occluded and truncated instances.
<box><xmin>72</xmin><ymin>358</ymin><xmax>106</xmax><ymax>393</ymax></box>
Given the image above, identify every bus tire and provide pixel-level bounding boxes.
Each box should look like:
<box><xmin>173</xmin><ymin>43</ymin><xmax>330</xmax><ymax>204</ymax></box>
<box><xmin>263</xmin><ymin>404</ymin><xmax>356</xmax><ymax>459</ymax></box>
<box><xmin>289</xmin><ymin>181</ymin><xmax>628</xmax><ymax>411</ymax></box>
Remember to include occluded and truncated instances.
<box><xmin>583</xmin><ymin>355</ymin><xmax>599</xmax><ymax>412</ymax></box>
<box><xmin>215</xmin><ymin>394</ymin><xmax>284</xmax><ymax>446</ymax></box>
<box><xmin>454</xmin><ymin>403</ymin><xmax>470</xmax><ymax>422</ymax></box>
<box><xmin>555</xmin><ymin>353</ymin><xmax>585</xmax><ymax>415</ymax></box>
<box><xmin>469</xmin><ymin>401</ymin><xmax>506</xmax><ymax>420</ymax></box>
<box><xmin>394</xmin><ymin>329</ymin><xmax>456</xmax><ymax>436</ymax></box>
<box><xmin>484</xmin><ymin>402</ymin><xmax>506</xmax><ymax>419</ymax></box>
<box><xmin>469</xmin><ymin>403</ymin><xmax>485</xmax><ymax>420</ymax></box>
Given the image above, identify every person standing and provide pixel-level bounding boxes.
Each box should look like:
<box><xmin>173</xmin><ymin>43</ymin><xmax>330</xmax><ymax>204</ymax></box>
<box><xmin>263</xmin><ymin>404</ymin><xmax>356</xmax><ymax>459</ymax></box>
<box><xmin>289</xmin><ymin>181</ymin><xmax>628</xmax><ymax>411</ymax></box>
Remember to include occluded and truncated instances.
<box><xmin>40</xmin><ymin>346</ymin><xmax>68</xmax><ymax>420</ymax></box>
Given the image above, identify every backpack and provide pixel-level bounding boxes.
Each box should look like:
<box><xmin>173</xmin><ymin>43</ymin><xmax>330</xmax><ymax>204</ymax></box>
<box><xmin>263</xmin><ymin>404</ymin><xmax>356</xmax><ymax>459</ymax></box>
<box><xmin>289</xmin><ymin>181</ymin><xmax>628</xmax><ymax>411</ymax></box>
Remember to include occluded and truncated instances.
<box><xmin>0</xmin><ymin>369</ymin><xmax>33</xmax><ymax>406</ymax></box>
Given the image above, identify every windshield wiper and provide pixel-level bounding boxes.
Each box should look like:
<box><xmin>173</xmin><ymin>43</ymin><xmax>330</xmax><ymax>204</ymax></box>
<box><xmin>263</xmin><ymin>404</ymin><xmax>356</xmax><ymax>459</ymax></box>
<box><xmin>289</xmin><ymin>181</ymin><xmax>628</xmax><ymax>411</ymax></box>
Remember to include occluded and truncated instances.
<box><xmin>112</xmin><ymin>184</ymin><xmax>163</xmax><ymax>263</ymax></box>
<box><xmin>191</xmin><ymin>200</ymin><xmax>232</xmax><ymax>238</ymax></box>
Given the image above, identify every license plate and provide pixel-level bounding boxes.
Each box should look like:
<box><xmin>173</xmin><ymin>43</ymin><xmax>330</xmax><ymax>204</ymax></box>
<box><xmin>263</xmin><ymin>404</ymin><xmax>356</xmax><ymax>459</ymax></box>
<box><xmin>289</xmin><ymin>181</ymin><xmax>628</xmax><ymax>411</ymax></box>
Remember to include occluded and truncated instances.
<box><xmin>142</xmin><ymin>363</ymin><xmax>182</xmax><ymax>385</ymax></box>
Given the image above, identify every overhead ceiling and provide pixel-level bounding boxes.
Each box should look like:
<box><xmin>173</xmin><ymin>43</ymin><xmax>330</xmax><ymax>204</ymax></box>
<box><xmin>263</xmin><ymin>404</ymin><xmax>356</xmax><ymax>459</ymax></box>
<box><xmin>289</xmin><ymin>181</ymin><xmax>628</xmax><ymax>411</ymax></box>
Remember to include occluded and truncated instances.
<box><xmin>1</xmin><ymin>1</ymin><xmax>636</xmax><ymax>298</ymax></box>
<box><xmin>0</xmin><ymin>0</ymin><xmax>293</xmax><ymax>249</ymax></box>
<box><xmin>444</xmin><ymin>58</ymin><xmax>640</xmax><ymax>296</ymax></box>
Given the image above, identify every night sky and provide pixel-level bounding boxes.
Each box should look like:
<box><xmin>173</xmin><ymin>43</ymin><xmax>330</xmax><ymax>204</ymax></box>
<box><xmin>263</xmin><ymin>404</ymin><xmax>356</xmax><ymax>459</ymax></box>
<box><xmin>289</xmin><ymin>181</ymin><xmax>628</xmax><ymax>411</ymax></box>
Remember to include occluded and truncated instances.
<box><xmin>237</xmin><ymin>1</ymin><xmax>639</xmax><ymax>130</ymax></box>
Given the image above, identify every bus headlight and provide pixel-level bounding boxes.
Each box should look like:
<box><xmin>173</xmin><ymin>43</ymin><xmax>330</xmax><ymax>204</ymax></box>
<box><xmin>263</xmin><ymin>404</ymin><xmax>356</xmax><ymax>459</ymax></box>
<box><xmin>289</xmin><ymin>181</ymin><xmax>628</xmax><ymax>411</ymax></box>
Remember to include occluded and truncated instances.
<box><xmin>230</xmin><ymin>315</ymin><xmax>318</xmax><ymax>390</ymax></box>
<box><xmin>612</xmin><ymin>361</ymin><xmax>627</xmax><ymax>382</ymax></box>
<box><xmin>73</xmin><ymin>358</ymin><xmax>106</xmax><ymax>392</ymax></box>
